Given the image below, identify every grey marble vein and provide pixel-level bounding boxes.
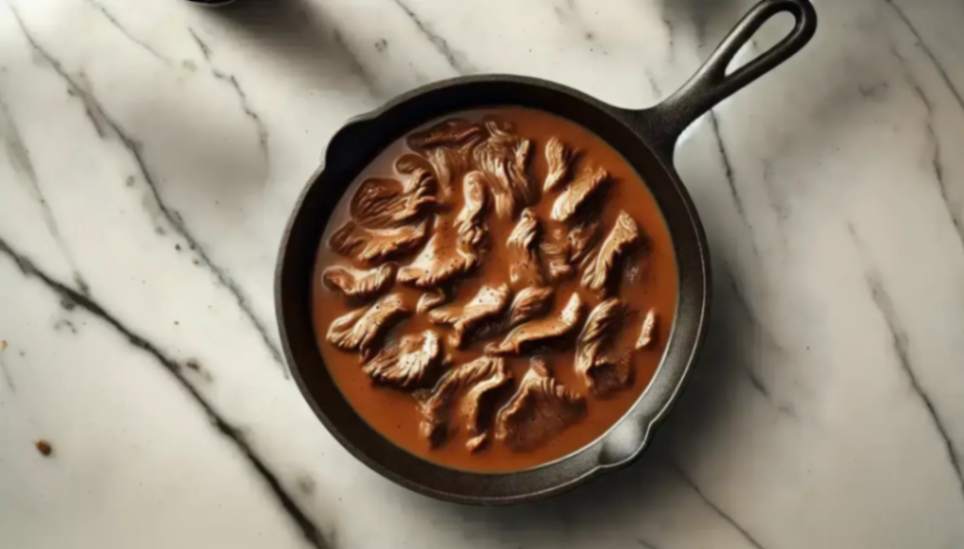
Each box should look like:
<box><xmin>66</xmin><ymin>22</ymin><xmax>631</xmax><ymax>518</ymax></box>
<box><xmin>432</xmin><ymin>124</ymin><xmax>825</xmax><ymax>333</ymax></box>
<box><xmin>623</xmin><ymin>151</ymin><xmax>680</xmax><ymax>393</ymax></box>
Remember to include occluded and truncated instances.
<box><xmin>708</xmin><ymin>112</ymin><xmax>746</xmax><ymax>222</ymax></box>
<box><xmin>552</xmin><ymin>0</ymin><xmax>605</xmax><ymax>52</ymax></box>
<box><xmin>758</xmin><ymin>158</ymin><xmax>789</xmax><ymax>225</ymax></box>
<box><xmin>0</xmin><ymin>91</ymin><xmax>90</xmax><ymax>294</ymax></box>
<box><xmin>848</xmin><ymin>223</ymin><xmax>964</xmax><ymax>500</ymax></box>
<box><xmin>391</xmin><ymin>0</ymin><xmax>473</xmax><ymax>74</ymax></box>
<box><xmin>724</xmin><ymin>269</ymin><xmax>796</xmax><ymax>418</ymax></box>
<box><xmin>890</xmin><ymin>46</ymin><xmax>964</xmax><ymax>252</ymax></box>
<box><xmin>644</xmin><ymin>67</ymin><xmax>663</xmax><ymax>98</ymax></box>
<box><xmin>9</xmin><ymin>6</ymin><xmax>287</xmax><ymax>375</ymax></box>
<box><xmin>883</xmin><ymin>0</ymin><xmax>964</xmax><ymax>112</ymax></box>
<box><xmin>8</xmin><ymin>7</ymin><xmax>110</xmax><ymax>140</ymax></box>
<box><xmin>0</xmin><ymin>234</ymin><xmax>328</xmax><ymax>549</ymax></box>
<box><xmin>187</xmin><ymin>28</ymin><xmax>269</xmax><ymax>158</ymax></box>
<box><xmin>53</xmin><ymin>318</ymin><xmax>78</xmax><ymax>334</ymax></box>
<box><xmin>708</xmin><ymin>111</ymin><xmax>758</xmax><ymax>256</ymax></box>
<box><xmin>329</xmin><ymin>27</ymin><xmax>384</xmax><ymax>101</ymax></box>
<box><xmin>669</xmin><ymin>462</ymin><xmax>766</xmax><ymax>549</ymax></box>
<box><xmin>8</xmin><ymin>6</ymin><xmax>102</xmax><ymax>134</ymax></box>
<box><xmin>0</xmin><ymin>353</ymin><xmax>15</xmax><ymax>393</ymax></box>
<box><xmin>83</xmin><ymin>0</ymin><xmax>171</xmax><ymax>64</ymax></box>
<box><xmin>661</xmin><ymin>14</ymin><xmax>676</xmax><ymax>58</ymax></box>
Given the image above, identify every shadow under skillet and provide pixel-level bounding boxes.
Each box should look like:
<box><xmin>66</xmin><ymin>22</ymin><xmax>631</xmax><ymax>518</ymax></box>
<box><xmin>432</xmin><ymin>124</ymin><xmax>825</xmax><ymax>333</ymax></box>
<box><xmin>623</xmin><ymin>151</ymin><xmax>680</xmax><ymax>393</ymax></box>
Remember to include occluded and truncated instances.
<box><xmin>193</xmin><ymin>0</ymin><xmax>396</xmax><ymax>102</ymax></box>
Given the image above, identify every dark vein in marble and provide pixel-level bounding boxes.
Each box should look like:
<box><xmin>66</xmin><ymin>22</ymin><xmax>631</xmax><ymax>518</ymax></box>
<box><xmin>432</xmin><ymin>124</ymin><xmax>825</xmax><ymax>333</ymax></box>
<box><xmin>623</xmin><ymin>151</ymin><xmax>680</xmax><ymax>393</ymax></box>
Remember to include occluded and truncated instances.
<box><xmin>0</xmin><ymin>354</ymin><xmax>15</xmax><ymax>394</ymax></box>
<box><xmin>0</xmin><ymin>91</ymin><xmax>90</xmax><ymax>294</ymax></box>
<box><xmin>891</xmin><ymin>47</ymin><xmax>964</xmax><ymax>252</ymax></box>
<box><xmin>669</xmin><ymin>462</ymin><xmax>765</xmax><ymax>549</ymax></box>
<box><xmin>644</xmin><ymin>68</ymin><xmax>663</xmax><ymax>98</ymax></box>
<box><xmin>54</xmin><ymin>318</ymin><xmax>78</xmax><ymax>334</ymax></box>
<box><xmin>708</xmin><ymin>111</ymin><xmax>758</xmax><ymax>257</ymax></box>
<box><xmin>8</xmin><ymin>7</ymin><xmax>110</xmax><ymax>139</ymax></box>
<box><xmin>645</xmin><ymin>70</ymin><xmax>662</xmax><ymax>98</ymax></box>
<box><xmin>708</xmin><ymin>112</ymin><xmax>746</xmax><ymax>222</ymax></box>
<box><xmin>758</xmin><ymin>158</ymin><xmax>789</xmax><ymax>224</ymax></box>
<box><xmin>391</xmin><ymin>0</ymin><xmax>472</xmax><ymax>74</ymax></box>
<box><xmin>187</xmin><ymin>28</ymin><xmax>269</xmax><ymax>158</ymax></box>
<box><xmin>661</xmin><ymin>14</ymin><xmax>676</xmax><ymax>56</ymax></box>
<box><xmin>847</xmin><ymin>223</ymin><xmax>964</xmax><ymax>499</ymax></box>
<box><xmin>83</xmin><ymin>0</ymin><xmax>171</xmax><ymax>64</ymax></box>
<box><xmin>9</xmin><ymin>6</ymin><xmax>286</xmax><ymax>374</ymax></box>
<box><xmin>724</xmin><ymin>268</ymin><xmax>796</xmax><ymax>418</ymax></box>
<box><xmin>883</xmin><ymin>0</ymin><xmax>964</xmax><ymax>112</ymax></box>
<box><xmin>554</xmin><ymin>0</ymin><xmax>589</xmax><ymax>39</ymax></box>
<box><xmin>329</xmin><ymin>28</ymin><xmax>383</xmax><ymax>101</ymax></box>
<box><xmin>0</xmin><ymin>235</ymin><xmax>327</xmax><ymax>549</ymax></box>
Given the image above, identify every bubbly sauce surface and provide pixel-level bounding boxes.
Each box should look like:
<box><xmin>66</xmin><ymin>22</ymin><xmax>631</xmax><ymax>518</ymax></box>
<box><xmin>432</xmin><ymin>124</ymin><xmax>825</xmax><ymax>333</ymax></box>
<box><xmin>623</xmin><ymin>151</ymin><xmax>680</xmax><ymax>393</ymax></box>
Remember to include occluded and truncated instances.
<box><xmin>312</xmin><ymin>107</ymin><xmax>677</xmax><ymax>472</ymax></box>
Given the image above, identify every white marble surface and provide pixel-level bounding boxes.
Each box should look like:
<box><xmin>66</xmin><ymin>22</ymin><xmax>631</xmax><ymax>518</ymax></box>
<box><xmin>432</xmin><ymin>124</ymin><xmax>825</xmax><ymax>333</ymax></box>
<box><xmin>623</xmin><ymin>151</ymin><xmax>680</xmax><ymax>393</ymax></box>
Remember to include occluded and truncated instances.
<box><xmin>1</xmin><ymin>0</ymin><xmax>962</xmax><ymax>547</ymax></box>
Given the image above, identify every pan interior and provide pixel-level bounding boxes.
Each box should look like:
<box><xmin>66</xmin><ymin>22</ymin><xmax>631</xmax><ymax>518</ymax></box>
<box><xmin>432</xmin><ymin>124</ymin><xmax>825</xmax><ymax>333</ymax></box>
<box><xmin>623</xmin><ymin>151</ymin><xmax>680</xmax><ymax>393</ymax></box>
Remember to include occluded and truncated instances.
<box><xmin>277</xmin><ymin>77</ymin><xmax>708</xmax><ymax>503</ymax></box>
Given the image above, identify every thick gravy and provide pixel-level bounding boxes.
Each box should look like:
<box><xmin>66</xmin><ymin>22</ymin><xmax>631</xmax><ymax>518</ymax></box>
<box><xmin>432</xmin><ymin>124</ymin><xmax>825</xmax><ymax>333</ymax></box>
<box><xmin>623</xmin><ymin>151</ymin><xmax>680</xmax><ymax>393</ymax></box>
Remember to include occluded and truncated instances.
<box><xmin>312</xmin><ymin>107</ymin><xmax>677</xmax><ymax>472</ymax></box>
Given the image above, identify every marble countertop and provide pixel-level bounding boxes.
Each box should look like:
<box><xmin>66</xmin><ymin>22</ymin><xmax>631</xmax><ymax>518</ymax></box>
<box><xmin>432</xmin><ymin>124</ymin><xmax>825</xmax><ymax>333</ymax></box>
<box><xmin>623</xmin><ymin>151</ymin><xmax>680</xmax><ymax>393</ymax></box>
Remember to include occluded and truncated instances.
<box><xmin>1</xmin><ymin>0</ymin><xmax>962</xmax><ymax>547</ymax></box>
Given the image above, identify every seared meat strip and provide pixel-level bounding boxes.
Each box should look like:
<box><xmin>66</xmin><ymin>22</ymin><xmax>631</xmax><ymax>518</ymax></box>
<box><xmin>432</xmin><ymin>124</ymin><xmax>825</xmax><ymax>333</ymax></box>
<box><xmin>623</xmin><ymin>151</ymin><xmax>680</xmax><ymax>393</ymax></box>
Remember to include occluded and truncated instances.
<box><xmin>550</xmin><ymin>165</ymin><xmax>608</xmax><ymax>222</ymax></box>
<box><xmin>581</xmin><ymin>211</ymin><xmax>640</xmax><ymax>294</ymax></box>
<box><xmin>543</xmin><ymin>136</ymin><xmax>575</xmax><ymax>192</ymax></box>
<box><xmin>485</xmin><ymin>292</ymin><xmax>584</xmax><ymax>355</ymax></box>
<box><xmin>506</xmin><ymin>208</ymin><xmax>545</xmax><ymax>288</ymax></box>
<box><xmin>329</xmin><ymin>219</ymin><xmax>429</xmax><ymax>265</ymax></box>
<box><xmin>429</xmin><ymin>284</ymin><xmax>512</xmax><ymax>347</ymax></box>
<box><xmin>326</xmin><ymin>293</ymin><xmax>411</xmax><ymax>358</ymax></box>
<box><xmin>494</xmin><ymin>359</ymin><xmax>585</xmax><ymax>451</ymax></box>
<box><xmin>417</xmin><ymin>356</ymin><xmax>510</xmax><ymax>447</ymax></box>
<box><xmin>363</xmin><ymin>329</ymin><xmax>444</xmax><ymax>389</ymax></box>
<box><xmin>321</xmin><ymin>264</ymin><xmax>395</xmax><ymax>300</ymax></box>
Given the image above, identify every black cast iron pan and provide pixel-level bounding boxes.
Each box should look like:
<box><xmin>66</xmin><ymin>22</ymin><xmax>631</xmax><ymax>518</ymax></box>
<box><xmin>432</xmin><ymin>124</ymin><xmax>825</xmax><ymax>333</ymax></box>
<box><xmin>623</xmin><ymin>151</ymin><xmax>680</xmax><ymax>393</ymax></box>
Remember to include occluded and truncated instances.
<box><xmin>276</xmin><ymin>0</ymin><xmax>816</xmax><ymax>504</ymax></box>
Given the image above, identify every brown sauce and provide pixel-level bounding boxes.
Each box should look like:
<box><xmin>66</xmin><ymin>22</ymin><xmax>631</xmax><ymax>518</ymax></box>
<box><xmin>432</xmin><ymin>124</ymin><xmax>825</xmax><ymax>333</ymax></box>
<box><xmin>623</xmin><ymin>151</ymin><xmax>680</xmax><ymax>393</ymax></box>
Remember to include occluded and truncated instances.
<box><xmin>312</xmin><ymin>107</ymin><xmax>677</xmax><ymax>472</ymax></box>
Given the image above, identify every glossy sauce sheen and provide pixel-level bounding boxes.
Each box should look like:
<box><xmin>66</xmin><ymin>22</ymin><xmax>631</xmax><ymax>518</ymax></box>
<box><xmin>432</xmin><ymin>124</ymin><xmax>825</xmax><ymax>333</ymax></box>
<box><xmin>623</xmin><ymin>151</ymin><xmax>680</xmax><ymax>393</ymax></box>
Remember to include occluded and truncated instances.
<box><xmin>312</xmin><ymin>107</ymin><xmax>677</xmax><ymax>472</ymax></box>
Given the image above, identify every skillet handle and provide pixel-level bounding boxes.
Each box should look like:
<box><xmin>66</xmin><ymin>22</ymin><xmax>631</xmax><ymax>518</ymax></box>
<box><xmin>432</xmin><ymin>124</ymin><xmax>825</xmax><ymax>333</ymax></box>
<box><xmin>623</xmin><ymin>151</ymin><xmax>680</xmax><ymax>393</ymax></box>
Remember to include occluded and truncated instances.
<box><xmin>638</xmin><ymin>0</ymin><xmax>816</xmax><ymax>156</ymax></box>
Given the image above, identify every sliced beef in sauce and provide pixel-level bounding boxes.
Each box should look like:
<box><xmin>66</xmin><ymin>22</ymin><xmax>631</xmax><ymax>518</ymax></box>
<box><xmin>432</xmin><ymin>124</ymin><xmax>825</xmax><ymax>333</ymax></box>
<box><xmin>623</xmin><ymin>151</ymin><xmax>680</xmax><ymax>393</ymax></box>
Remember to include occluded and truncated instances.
<box><xmin>454</xmin><ymin>171</ymin><xmax>489</xmax><ymax>247</ymax></box>
<box><xmin>397</xmin><ymin>222</ymin><xmax>480</xmax><ymax>289</ymax></box>
<box><xmin>494</xmin><ymin>359</ymin><xmax>586</xmax><ymax>451</ymax></box>
<box><xmin>317</xmin><ymin>111</ymin><xmax>671</xmax><ymax>466</ymax></box>
<box><xmin>576</xmin><ymin>298</ymin><xmax>632</xmax><ymax>396</ymax></box>
<box><xmin>407</xmin><ymin>118</ymin><xmax>486</xmax><ymax>150</ymax></box>
<box><xmin>326</xmin><ymin>293</ymin><xmax>411</xmax><ymax>358</ymax></box>
<box><xmin>550</xmin><ymin>165</ymin><xmax>608</xmax><ymax>222</ymax></box>
<box><xmin>394</xmin><ymin>153</ymin><xmax>433</xmax><ymax>176</ymax></box>
<box><xmin>350</xmin><ymin>175</ymin><xmax>436</xmax><ymax>229</ymax></box>
<box><xmin>329</xmin><ymin>219</ymin><xmax>429</xmax><ymax>265</ymax></box>
<box><xmin>506</xmin><ymin>208</ymin><xmax>545</xmax><ymax>288</ymax></box>
<box><xmin>429</xmin><ymin>283</ymin><xmax>512</xmax><ymax>347</ymax></box>
<box><xmin>322</xmin><ymin>264</ymin><xmax>395</xmax><ymax>300</ymax></box>
<box><xmin>636</xmin><ymin>308</ymin><xmax>658</xmax><ymax>350</ymax></box>
<box><xmin>485</xmin><ymin>292</ymin><xmax>584</xmax><ymax>355</ymax></box>
<box><xmin>473</xmin><ymin>120</ymin><xmax>537</xmax><ymax>219</ymax></box>
<box><xmin>581</xmin><ymin>211</ymin><xmax>640</xmax><ymax>294</ymax></box>
<box><xmin>363</xmin><ymin>329</ymin><xmax>444</xmax><ymax>389</ymax></box>
<box><xmin>407</xmin><ymin>119</ymin><xmax>486</xmax><ymax>202</ymax></box>
<box><xmin>416</xmin><ymin>288</ymin><xmax>449</xmax><ymax>314</ymax></box>
<box><xmin>506</xmin><ymin>286</ymin><xmax>554</xmax><ymax>328</ymax></box>
<box><xmin>542</xmin><ymin>220</ymin><xmax>601</xmax><ymax>280</ymax></box>
<box><xmin>582</xmin><ymin>353</ymin><xmax>633</xmax><ymax>397</ymax></box>
<box><xmin>417</xmin><ymin>356</ymin><xmax>511</xmax><ymax>448</ymax></box>
<box><xmin>460</xmin><ymin>363</ymin><xmax>513</xmax><ymax>452</ymax></box>
<box><xmin>543</xmin><ymin>136</ymin><xmax>575</xmax><ymax>192</ymax></box>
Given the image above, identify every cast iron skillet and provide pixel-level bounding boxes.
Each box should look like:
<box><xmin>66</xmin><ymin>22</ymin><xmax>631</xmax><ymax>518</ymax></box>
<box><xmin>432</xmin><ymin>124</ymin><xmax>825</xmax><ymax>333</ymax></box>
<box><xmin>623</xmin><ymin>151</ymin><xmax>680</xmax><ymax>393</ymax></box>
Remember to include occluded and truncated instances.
<box><xmin>277</xmin><ymin>0</ymin><xmax>816</xmax><ymax>504</ymax></box>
